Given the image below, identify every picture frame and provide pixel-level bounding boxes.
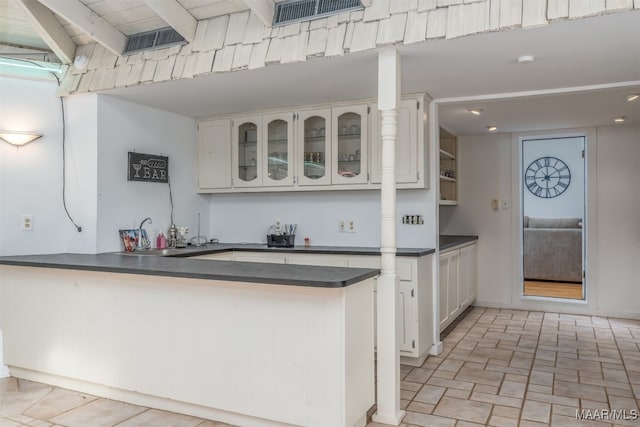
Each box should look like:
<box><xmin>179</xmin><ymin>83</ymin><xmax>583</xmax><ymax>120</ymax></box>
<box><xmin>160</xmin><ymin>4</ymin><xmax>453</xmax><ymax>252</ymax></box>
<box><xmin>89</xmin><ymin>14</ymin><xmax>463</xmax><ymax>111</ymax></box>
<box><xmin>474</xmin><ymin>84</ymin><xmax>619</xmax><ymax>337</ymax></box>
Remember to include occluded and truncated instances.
<box><xmin>119</xmin><ymin>229</ymin><xmax>149</xmax><ymax>252</ymax></box>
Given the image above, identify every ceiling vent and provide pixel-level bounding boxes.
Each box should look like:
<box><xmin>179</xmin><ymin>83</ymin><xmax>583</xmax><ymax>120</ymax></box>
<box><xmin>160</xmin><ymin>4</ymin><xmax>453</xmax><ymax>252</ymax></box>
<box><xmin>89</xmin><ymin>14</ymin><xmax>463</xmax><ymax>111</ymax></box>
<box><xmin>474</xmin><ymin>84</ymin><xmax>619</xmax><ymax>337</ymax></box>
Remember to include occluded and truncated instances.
<box><xmin>124</xmin><ymin>27</ymin><xmax>186</xmax><ymax>55</ymax></box>
<box><xmin>273</xmin><ymin>0</ymin><xmax>363</xmax><ymax>26</ymax></box>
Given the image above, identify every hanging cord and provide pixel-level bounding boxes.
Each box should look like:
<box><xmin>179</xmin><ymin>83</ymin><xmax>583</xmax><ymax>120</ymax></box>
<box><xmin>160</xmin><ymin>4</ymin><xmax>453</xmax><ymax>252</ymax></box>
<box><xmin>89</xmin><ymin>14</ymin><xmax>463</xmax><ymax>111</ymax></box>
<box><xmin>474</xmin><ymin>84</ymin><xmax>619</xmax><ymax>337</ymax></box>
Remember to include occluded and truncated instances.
<box><xmin>2</xmin><ymin>56</ymin><xmax>82</xmax><ymax>232</ymax></box>
<box><xmin>168</xmin><ymin>172</ymin><xmax>174</xmax><ymax>225</ymax></box>
<box><xmin>58</xmin><ymin>94</ymin><xmax>82</xmax><ymax>232</ymax></box>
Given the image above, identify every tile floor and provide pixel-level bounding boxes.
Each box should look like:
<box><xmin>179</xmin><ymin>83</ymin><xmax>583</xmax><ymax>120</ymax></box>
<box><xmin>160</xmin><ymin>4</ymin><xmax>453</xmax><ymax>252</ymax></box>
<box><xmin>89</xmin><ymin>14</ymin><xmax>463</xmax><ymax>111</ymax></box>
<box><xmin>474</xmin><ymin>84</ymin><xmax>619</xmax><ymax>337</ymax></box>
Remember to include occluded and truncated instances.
<box><xmin>1</xmin><ymin>307</ymin><xmax>639</xmax><ymax>427</ymax></box>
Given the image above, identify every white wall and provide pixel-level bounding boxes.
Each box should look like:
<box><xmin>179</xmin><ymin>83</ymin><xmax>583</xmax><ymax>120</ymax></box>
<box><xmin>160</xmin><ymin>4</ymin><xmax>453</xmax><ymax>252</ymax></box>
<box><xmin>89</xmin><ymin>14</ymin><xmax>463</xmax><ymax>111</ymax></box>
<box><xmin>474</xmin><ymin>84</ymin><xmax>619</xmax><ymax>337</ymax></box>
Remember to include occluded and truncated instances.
<box><xmin>593</xmin><ymin>125</ymin><xmax>640</xmax><ymax>318</ymax></box>
<box><xmin>441</xmin><ymin>125</ymin><xmax>640</xmax><ymax>319</ymax></box>
<box><xmin>96</xmin><ymin>96</ymin><xmax>210</xmax><ymax>253</ymax></box>
<box><xmin>209</xmin><ymin>188</ymin><xmax>436</xmax><ymax>248</ymax></box>
<box><xmin>523</xmin><ymin>137</ymin><xmax>584</xmax><ymax>219</ymax></box>
<box><xmin>0</xmin><ymin>77</ymin><xmax>208</xmax><ymax>255</ymax></box>
<box><xmin>0</xmin><ymin>77</ymin><xmax>98</xmax><ymax>255</ymax></box>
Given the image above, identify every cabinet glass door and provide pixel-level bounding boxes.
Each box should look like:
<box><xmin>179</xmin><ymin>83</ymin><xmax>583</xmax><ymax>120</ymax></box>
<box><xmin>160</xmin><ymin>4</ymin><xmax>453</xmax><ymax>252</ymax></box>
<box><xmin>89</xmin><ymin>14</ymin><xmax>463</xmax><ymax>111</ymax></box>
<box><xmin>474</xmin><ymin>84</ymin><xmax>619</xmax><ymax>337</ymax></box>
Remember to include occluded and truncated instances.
<box><xmin>297</xmin><ymin>109</ymin><xmax>331</xmax><ymax>186</ymax></box>
<box><xmin>332</xmin><ymin>105</ymin><xmax>368</xmax><ymax>184</ymax></box>
<box><xmin>233</xmin><ymin>117</ymin><xmax>262</xmax><ymax>187</ymax></box>
<box><xmin>264</xmin><ymin>113</ymin><xmax>294</xmax><ymax>186</ymax></box>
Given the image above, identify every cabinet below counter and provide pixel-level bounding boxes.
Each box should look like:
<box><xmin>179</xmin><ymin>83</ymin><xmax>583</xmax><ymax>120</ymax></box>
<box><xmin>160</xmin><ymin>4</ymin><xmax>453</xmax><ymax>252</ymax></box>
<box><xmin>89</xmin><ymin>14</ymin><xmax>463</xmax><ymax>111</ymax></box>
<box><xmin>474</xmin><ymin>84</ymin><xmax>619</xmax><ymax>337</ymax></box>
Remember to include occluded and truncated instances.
<box><xmin>0</xmin><ymin>260</ymin><xmax>374</xmax><ymax>427</ymax></box>
<box><xmin>439</xmin><ymin>236</ymin><xmax>478</xmax><ymax>332</ymax></box>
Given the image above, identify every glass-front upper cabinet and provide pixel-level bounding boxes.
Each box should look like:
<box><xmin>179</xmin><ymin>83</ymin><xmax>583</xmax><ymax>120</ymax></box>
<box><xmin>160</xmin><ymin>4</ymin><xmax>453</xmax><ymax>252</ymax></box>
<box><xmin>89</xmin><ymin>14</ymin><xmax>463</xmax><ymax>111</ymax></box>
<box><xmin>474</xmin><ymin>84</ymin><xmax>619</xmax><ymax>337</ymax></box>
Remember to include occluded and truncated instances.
<box><xmin>297</xmin><ymin>109</ymin><xmax>331</xmax><ymax>186</ymax></box>
<box><xmin>232</xmin><ymin>116</ymin><xmax>262</xmax><ymax>187</ymax></box>
<box><xmin>332</xmin><ymin>105</ymin><xmax>368</xmax><ymax>184</ymax></box>
<box><xmin>263</xmin><ymin>112</ymin><xmax>294</xmax><ymax>186</ymax></box>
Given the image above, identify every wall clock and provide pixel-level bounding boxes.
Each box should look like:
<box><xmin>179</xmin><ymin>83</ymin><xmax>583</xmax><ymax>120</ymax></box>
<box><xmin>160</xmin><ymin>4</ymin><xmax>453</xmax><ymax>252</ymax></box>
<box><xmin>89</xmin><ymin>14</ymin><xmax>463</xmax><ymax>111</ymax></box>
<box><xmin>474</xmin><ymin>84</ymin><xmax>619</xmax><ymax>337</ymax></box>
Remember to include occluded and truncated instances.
<box><xmin>525</xmin><ymin>156</ymin><xmax>571</xmax><ymax>198</ymax></box>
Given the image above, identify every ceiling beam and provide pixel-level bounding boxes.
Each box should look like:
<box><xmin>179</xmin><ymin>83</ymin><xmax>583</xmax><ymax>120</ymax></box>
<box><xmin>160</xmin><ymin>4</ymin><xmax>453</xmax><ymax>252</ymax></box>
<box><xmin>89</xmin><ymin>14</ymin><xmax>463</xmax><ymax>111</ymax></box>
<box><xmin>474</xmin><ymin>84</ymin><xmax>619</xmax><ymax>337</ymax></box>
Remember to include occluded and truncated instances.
<box><xmin>143</xmin><ymin>0</ymin><xmax>197</xmax><ymax>43</ymax></box>
<box><xmin>38</xmin><ymin>0</ymin><xmax>127</xmax><ymax>56</ymax></box>
<box><xmin>13</xmin><ymin>0</ymin><xmax>76</xmax><ymax>64</ymax></box>
<box><xmin>241</xmin><ymin>0</ymin><xmax>275</xmax><ymax>27</ymax></box>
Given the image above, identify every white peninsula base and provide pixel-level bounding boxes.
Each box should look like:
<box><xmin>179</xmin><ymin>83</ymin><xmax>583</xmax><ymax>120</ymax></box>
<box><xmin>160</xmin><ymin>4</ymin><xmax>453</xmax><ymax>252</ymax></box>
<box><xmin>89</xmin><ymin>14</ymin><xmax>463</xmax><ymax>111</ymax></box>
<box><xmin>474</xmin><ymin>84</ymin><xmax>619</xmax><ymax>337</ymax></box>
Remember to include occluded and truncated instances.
<box><xmin>0</xmin><ymin>266</ymin><xmax>375</xmax><ymax>427</ymax></box>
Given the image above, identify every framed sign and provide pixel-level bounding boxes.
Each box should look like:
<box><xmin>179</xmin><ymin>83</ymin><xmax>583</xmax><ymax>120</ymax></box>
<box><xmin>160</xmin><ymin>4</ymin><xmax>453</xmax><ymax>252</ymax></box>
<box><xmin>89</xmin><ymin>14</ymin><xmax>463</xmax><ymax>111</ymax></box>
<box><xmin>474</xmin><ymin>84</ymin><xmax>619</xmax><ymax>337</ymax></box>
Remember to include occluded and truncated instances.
<box><xmin>128</xmin><ymin>152</ymin><xmax>169</xmax><ymax>183</ymax></box>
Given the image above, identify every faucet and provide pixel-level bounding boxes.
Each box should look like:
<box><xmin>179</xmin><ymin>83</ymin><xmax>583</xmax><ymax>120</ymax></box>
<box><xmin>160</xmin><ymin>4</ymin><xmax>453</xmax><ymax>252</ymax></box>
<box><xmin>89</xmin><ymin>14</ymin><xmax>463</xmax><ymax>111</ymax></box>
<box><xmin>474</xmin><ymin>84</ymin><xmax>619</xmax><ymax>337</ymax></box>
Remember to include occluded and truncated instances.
<box><xmin>138</xmin><ymin>217</ymin><xmax>152</xmax><ymax>249</ymax></box>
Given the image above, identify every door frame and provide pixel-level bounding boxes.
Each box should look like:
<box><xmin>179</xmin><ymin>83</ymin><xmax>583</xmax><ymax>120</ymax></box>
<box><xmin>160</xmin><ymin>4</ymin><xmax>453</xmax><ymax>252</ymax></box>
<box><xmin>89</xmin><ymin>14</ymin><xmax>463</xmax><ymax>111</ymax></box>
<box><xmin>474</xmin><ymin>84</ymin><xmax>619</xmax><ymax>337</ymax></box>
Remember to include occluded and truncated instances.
<box><xmin>510</xmin><ymin>128</ymin><xmax>598</xmax><ymax>313</ymax></box>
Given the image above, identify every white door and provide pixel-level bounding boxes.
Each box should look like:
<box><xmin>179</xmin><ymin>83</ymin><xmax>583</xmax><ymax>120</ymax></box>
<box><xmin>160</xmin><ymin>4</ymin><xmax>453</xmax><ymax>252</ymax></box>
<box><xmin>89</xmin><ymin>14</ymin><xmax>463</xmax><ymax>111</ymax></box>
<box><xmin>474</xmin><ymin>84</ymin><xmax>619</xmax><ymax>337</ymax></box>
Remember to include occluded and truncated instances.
<box><xmin>398</xmin><ymin>281</ymin><xmax>416</xmax><ymax>353</ymax></box>
<box><xmin>332</xmin><ymin>105</ymin><xmax>369</xmax><ymax>185</ymax></box>
<box><xmin>263</xmin><ymin>112</ymin><xmax>294</xmax><ymax>187</ymax></box>
<box><xmin>197</xmin><ymin>119</ymin><xmax>231</xmax><ymax>190</ymax></box>
<box><xmin>522</xmin><ymin>136</ymin><xmax>585</xmax><ymax>299</ymax></box>
<box><xmin>370</xmin><ymin>99</ymin><xmax>419</xmax><ymax>184</ymax></box>
<box><xmin>447</xmin><ymin>251</ymin><xmax>460</xmax><ymax>320</ymax></box>
<box><xmin>232</xmin><ymin>116</ymin><xmax>262</xmax><ymax>188</ymax></box>
<box><xmin>296</xmin><ymin>109</ymin><xmax>332</xmax><ymax>186</ymax></box>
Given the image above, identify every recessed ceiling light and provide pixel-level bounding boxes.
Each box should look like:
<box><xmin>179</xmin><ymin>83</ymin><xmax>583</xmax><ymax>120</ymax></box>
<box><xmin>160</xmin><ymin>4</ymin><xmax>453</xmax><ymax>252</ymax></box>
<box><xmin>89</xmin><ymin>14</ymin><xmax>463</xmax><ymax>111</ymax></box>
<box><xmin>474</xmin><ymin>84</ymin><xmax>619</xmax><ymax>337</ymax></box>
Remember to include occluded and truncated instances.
<box><xmin>517</xmin><ymin>55</ymin><xmax>535</xmax><ymax>64</ymax></box>
<box><xmin>614</xmin><ymin>116</ymin><xmax>626</xmax><ymax>123</ymax></box>
<box><xmin>468</xmin><ymin>109</ymin><xmax>483</xmax><ymax>115</ymax></box>
<box><xmin>626</xmin><ymin>94</ymin><xmax>639</xmax><ymax>102</ymax></box>
<box><xmin>487</xmin><ymin>125</ymin><xmax>498</xmax><ymax>131</ymax></box>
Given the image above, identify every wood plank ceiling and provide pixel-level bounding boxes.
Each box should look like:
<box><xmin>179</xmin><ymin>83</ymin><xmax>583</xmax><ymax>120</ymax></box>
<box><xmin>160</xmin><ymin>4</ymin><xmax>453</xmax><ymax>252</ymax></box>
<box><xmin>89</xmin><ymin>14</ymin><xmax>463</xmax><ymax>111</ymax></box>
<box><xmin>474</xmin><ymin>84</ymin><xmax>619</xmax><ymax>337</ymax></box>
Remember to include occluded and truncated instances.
<box><xmin>0</xmin><ymin>0</ymin><xmax>253</xmax><ymax>60</ymax></box>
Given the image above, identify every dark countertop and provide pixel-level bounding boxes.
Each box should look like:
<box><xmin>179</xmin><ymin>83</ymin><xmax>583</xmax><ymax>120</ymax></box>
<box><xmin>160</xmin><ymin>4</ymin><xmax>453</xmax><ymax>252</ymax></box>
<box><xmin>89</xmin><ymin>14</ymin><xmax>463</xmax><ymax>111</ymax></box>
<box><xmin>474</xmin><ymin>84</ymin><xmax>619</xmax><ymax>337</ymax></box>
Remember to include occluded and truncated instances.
<box><xmin>440</xmin><ymin>235</ymin><xmax>478</xmax><ymax>251</ymax></box>
<box><xmin>0</xmin><ymin>243</ymin><xmax>441</xmax><ymax>288</ymax></box>
<box><xmin>0</xmin><ymin>253</ymin><xmax>379</xmax><ymax>288</ymax></box>
<box><xmin>157</xmin><ymin>243</ymin><xmax>435</xmax><ymax>258</ymax></box>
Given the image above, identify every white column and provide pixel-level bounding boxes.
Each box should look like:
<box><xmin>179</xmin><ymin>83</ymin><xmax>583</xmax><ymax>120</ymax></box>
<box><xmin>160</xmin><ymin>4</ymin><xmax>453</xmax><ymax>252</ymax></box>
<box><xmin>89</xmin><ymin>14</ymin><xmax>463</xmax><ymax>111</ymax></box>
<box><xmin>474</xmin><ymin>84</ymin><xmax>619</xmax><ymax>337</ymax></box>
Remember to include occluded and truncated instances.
<box><xmin>372</xmin><ymin>49</ymin><xmax>404</xmax><ymax>426</ymax></box>
<box><xmin>0</xmin><ymin>330</ymin><xmax>10</xmax><ymax>378</ymax></box>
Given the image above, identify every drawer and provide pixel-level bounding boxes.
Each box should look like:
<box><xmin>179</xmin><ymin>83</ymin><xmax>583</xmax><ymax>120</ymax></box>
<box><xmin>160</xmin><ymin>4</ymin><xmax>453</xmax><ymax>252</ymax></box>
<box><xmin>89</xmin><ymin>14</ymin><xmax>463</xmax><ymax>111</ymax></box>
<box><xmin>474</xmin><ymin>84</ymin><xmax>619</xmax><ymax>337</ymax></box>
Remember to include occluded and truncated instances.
<box><xmin>398</xmin><ymin>260</ymin><xmax>413</xmax><ymax>281</ymax></box>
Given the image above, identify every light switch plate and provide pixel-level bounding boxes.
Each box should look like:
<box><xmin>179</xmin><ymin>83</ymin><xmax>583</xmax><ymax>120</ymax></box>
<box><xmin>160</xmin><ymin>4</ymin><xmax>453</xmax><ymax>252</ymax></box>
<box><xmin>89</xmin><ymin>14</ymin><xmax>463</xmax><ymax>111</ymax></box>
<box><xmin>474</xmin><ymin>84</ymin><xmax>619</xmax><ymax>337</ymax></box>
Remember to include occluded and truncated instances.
<box><xmin>491</xmin><ymin>198</ymin><xmax>499</xmax><ymax>210</ymax></box>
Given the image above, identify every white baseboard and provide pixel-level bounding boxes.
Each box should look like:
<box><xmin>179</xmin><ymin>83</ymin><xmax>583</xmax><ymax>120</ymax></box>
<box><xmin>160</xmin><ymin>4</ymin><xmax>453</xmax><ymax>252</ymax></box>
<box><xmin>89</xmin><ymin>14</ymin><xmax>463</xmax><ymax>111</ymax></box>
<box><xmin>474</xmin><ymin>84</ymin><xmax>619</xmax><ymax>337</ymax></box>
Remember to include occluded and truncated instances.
<box><xmin>401</xmin><ymin>352</ymin><xmax>429</xmax><ymax>367</ymax></box>
<box><xmin>9</xmin><ymin>367</ymin><xmax>294</xmax><ymax>427</ymax></box>
<box><xmin>0</xmin><ymin>330</ymin><xmax>9</xmax><ymax>378</ymax></box>
<box><xmin>474</xmin><ymin>300</ymin><xmax>640</xmax><ymax>320</ymax></box>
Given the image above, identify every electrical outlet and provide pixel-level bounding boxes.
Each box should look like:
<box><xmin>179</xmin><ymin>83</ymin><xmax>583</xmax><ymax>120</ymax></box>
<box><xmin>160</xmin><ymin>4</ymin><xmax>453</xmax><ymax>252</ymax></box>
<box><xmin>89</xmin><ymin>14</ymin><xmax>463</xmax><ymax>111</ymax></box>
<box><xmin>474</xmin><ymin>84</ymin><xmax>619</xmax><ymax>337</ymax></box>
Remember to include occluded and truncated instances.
<box><xmin>21</xmin><ymin>214</ymin><xmax>33</xmax><ymax>231</ymax></box>
<box><xmin>402</xmin><ymin>214</ymin><xmax>424</xmax><ymax>225</ymax></box>
<box><xmin>502</xmin><ymin>199</ymin><xmax>509</xmax><ymax>209</ymax></box>
<box><xmin>274</xmin><ymin>219</ymin><xmax>282</xmax><ymax>233</ymax></box>
<box><xmin>491</xmin><ymin>198</ymin><xmax>500</xmax><ymax>210</ymax></box>
<box><xmin>338</xmin><ymin>220</ymin><xmax>346</xmax><ymax>232</ymax></box>
<box><xmin>347</xmin><ymin>219</ymin><xmax>356</xmax><ymax>233</ymax></box>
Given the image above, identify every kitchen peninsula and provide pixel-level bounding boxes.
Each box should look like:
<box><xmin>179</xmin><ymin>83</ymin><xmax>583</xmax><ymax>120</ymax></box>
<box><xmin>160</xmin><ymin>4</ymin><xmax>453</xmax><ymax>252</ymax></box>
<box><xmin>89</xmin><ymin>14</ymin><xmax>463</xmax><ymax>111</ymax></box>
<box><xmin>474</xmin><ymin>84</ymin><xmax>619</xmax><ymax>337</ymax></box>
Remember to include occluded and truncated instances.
<box><xmin>0</xmin><ymin>234</ymin><xmax>480</xmax><ymax>427</ymax></box>
<box><xmin>0</xmin><ymin>252</ymin><xmax>379</xmax><ymax>427</ymax></box>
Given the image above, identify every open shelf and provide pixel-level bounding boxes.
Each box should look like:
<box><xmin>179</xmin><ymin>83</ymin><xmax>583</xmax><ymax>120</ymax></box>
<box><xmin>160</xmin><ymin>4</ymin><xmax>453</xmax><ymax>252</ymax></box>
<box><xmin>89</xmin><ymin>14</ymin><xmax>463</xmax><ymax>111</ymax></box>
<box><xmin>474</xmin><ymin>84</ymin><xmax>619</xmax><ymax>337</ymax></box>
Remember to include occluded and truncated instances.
<box><xmin>439</xmin><ymin>149</ymin><xmax>456</xmax><ymax>160</ymax></box>
<box><xmin>439</xmin><ymin>127</ymin><xmax>458</xmax><ymax>204</ymax></box>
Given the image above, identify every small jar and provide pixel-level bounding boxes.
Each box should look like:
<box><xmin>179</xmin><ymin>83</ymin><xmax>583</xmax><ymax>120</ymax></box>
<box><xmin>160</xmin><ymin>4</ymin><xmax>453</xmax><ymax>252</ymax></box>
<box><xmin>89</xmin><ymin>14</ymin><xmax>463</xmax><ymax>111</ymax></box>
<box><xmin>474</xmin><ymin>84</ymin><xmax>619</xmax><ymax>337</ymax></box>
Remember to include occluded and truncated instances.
<box><xmin>304</xmin><ymin>237</ymin><xmax>310</xmax><ymax>248</ymax></box>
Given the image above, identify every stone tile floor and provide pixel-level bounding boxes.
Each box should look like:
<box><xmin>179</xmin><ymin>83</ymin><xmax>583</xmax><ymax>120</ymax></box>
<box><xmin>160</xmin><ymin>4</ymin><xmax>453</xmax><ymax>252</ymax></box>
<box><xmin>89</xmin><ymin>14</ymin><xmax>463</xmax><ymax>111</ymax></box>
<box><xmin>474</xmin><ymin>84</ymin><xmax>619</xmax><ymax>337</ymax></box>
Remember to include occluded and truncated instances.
<box><xmin>1</xmin><ymin>307</ymin><xmax>639</xmax><ymax>426</ymax></box>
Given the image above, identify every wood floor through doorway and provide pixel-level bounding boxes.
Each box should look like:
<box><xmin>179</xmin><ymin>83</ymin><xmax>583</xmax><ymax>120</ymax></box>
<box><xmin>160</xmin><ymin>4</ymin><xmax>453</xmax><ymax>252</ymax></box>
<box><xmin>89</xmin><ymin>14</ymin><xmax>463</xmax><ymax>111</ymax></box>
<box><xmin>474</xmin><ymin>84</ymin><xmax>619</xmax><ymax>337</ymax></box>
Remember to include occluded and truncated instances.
<box><xmin>524</xmin><ymin>280</ymin><xmax>583</xmax><ymax>299</ymax></box>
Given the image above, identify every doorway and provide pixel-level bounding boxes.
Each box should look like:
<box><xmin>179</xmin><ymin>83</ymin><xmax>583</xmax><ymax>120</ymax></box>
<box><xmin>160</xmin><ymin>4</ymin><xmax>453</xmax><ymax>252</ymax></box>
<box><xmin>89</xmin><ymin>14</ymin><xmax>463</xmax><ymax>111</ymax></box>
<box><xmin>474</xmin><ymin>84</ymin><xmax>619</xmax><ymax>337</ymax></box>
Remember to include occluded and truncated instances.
<box><xmin>521</xmin><ymin>136</ymin><xmax>585</xmax><ymax>300</ymax></box>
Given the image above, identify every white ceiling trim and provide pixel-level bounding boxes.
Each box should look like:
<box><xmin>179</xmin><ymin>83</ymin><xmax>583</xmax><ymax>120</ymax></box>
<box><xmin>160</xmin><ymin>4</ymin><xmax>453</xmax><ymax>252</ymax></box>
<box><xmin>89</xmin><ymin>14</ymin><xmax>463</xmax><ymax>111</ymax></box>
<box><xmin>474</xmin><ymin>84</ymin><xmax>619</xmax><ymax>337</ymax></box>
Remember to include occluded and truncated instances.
<box><xmin>241</xmin><ymin>0</ymin><xmax>274</xmax><ymax>27</ymax></box>
<box><xmin>143</xmin><ymin>0</ymin><xmax>198</xmax><ymax>43</ymax></box>
<box><xmin>38</xmin><ymin>0</ymin><xmax>126</xmax><ymax>56</ymax></box>
<box><xmin>13</xmin><ymin>0</ymin><xmax>76</xmax><ymax>63</ymax></box>
<box><xmin>432</xmin><ymin>81</ymin><xmax>640</xmax><ymax>106</ymax></box>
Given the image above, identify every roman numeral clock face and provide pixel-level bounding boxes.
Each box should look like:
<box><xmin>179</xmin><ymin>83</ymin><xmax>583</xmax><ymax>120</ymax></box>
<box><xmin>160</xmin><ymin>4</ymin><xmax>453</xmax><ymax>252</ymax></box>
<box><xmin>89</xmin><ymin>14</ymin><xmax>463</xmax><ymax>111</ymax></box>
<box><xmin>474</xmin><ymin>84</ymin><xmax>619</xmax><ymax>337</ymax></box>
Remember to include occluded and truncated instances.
<box><xmin>525</xmin><ymin>156</ymin><xmax>571</xmax><ymax>198</ymax></box>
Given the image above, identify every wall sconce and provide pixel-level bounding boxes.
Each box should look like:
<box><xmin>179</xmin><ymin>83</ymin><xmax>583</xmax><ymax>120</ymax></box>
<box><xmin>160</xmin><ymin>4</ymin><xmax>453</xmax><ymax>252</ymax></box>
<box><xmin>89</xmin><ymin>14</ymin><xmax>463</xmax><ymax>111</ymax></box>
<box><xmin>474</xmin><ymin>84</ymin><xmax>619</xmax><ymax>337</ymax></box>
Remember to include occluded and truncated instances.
<box><xmin>0</xmin><ymin>131</ymin><xmax>42</xmax><ymax>146</ymax></box>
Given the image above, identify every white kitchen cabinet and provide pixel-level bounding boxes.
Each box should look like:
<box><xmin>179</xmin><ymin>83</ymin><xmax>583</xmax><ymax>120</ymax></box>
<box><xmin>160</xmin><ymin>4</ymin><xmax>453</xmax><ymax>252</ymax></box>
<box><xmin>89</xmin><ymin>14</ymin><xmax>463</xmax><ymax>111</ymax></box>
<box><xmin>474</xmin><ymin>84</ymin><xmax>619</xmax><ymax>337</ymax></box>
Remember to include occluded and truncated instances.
<box><xmin>398</xmin><ymin>281</ymin><xmax>416</xmax><ymax>353</ymax></box>
<box><xmin>459</xmin><ymin>244</ymin><xmax>477</xmax><ymax>307</ymax></box>
<box><xmin>439</xmin><ymin>242</ymin><xmax>477</xmax><ymax>331</ymax></box>
<box><xmin>263</xmin><ymin>112</ymin><xmax>295</xmax><ymax>187</ymax></box>
<box><xmin>189</xmin><ymin>252</ymin><xmax>235</xmax><ymax>261</ymax></box>
<box><xmin>296</xmin><ymin>109</ymin><xmax>332</xmax><ymax>186</ymax></box>
<box><xmin>197</xmin><ymin>94</ymin><xmax>429</xmax><ymax>193</ymax></box>
<box><xmin>370</xmin><ymin>98</ymin><xmax>421</xmax><ymax>185</ymax></box>
<box><xmin>197</xmin><ymin>119</ymin><xmax>232</xmax><ymax>190</ymax></box>
<box><xmin>331</xmin><ymin>104</ymin><xmax>369</xmax><ymax>185</ymax></box>
<box><xmin>232</xmin><ymin>116</ymin><xmax>262</xmax><ymax>188</ymax></box>
<box><xmin>286</xmin><ymin>253</ymin><xmax>346</xmax><ymax>266</ymax></box>
<box><xmin>192</xmin><ymin>251</ymin><xmax>433</xmax><ymax>365</ymax></box>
